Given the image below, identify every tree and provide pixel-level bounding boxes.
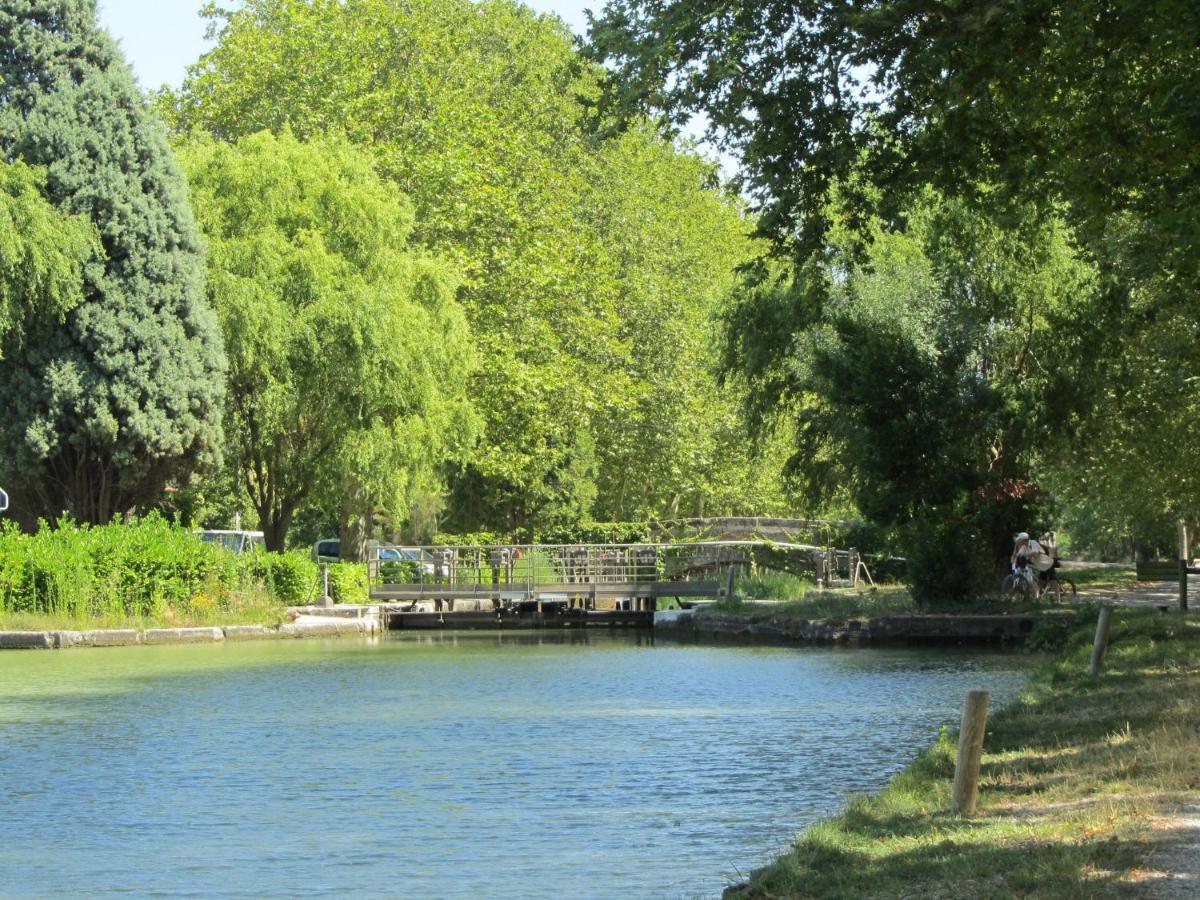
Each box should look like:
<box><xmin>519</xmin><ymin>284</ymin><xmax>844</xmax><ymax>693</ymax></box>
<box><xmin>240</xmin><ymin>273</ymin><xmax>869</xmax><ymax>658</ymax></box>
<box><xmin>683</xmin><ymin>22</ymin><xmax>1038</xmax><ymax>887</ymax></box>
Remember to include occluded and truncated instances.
<box><xmin>0</xmin><ymin>160</ymin><xmax>95</xmax><ymax>348</ymax></box>
<box><xmin>0</xmin><ymin>0</ymin><xmax>225</xmax><ymax>526</ymax></box>
<box><xmin>724</xmin><ymin>196</ymin><xmax>1094</xmax><ymax>602</ymax></box>
<box><xmin>180</xmin><ymin>130</ymin><xmax>475</xmax><ymax>554</ymax></box>
<box><xmin>166</xmin><ymin>0</ymin><xmax>781</xmax><ymax>535</ymax></box>
<box><xmin>588</xmin><ymin>0</ymin><xmax>1200</xmax><ymax>283</ymax></box>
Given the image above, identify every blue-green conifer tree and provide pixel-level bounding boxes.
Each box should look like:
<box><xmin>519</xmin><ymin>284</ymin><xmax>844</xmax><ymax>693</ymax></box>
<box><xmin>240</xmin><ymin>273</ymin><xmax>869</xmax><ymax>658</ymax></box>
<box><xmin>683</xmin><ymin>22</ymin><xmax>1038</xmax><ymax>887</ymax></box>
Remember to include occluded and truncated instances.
<box><xmin>0</xmin><ymin>0</ymin><xmax>225</xmax><ymax>524</ymax></box>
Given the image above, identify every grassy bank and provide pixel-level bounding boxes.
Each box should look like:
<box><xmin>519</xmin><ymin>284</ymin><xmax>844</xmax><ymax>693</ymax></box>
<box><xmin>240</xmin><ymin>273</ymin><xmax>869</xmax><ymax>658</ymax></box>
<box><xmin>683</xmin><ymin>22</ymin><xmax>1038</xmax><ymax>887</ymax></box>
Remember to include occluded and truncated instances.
<box><xmin>733</xmin><ymin>608</ymin><xmax>1199</xmax><ymax>897</ymax></box>
<box><xmin>0</xmin><ymin>591</ymin><xmax>288</xmax><ymax>632</ymax></box>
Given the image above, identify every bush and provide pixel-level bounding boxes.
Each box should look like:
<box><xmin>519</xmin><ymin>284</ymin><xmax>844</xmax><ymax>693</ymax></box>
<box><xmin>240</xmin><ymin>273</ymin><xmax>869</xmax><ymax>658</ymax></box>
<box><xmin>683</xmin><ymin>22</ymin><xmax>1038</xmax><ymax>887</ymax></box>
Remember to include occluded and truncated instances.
<box><xmin>534</xmin><ymin>521</ymin><xmax>654</xmax><ymax>545</ymax></box>
<box><xmin>327</xmin><ymin>561</ymin><xmax>368</xmax><ymax>604</ymax></box>
<box><xmin>240</xmin><ymin>551</ymin><xmax>318</xmax><ymax>605</ymax></box>
<box><xmin>0</xmin><ymin>515</ymin><xmax>313</xmax><ymax>621</ymax></box>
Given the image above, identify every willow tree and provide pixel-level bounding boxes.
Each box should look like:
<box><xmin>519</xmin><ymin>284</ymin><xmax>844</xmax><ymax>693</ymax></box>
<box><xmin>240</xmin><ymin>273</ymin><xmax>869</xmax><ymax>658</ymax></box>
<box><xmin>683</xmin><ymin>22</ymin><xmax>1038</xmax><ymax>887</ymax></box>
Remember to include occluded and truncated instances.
<box><xmin>0</xmin><ymin>0</ymin><xmax>225</xmax><ymax>525</ymax></box>
<box><xmin>180</xmin><ymin>131</ymin><xmax>476</xmax><ymax>554</ymax></box>
<box><xmin>166</xmin><ymin>0</ymin><xmax>773</xmax><ymax>535</ymax></box>
<box><xmin>0</xmin><ymin>160</ymin><xmax>96</xmax><ymax>350</ymax></box>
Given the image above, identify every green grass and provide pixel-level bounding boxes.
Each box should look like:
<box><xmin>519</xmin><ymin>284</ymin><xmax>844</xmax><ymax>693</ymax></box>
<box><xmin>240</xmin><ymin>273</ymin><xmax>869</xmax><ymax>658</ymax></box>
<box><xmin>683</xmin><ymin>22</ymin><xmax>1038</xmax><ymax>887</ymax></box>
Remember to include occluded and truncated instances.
<box><xmin>731</xmin><ymin>609</ymin><xmax>1200</xmax><ymax>897</ymax></box>
<box><xmin>0</xmin><ymin>588</ymin><xmax>288</xmax><ymax>632</ymax></box>
<box><xmin>737</xmin><ymin>571</ymin><xmax>815</xmax><ymax>602</ymax></box>
<box><xmin>1065</xmin><ymin>565</ymin><xmax>1138</xmax><ymax>588</ymax></box>
<box><xmin>712</xmin><ymin>581</ymin><xmax>918</xmax><ymax>618</ymax></box>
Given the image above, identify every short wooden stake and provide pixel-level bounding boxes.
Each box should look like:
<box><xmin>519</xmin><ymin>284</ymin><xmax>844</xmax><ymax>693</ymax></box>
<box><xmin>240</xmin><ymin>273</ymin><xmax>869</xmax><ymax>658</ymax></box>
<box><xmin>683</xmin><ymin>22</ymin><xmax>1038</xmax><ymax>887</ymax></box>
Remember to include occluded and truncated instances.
<box><xmin>1089</xmin><ymin>605</ymin><xmax>1114</xmax><ymax>677</ymax></box>
<box><xmin>951</xmin><ymin>690</ymin><xmax>990</xmax><ymax>815</ymax></box>
<box><xmin>1179</xmin><ymin>521</ymin><xmax>1190</xmax><ymax>612</ymax></box>
<box><xmin>1180</xmin><ymin>558</ymin><xmax>1189</xmax><ymax>612</ymax></box>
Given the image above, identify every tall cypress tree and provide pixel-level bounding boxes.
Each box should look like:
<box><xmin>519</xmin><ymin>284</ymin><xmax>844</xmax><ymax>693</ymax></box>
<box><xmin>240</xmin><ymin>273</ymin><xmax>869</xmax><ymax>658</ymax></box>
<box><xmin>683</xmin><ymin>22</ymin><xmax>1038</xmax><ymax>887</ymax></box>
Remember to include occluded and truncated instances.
<box><xmin>0</xmin><ymin>0</ymin><xmax>225</xmax><ymax>525</ymax></box>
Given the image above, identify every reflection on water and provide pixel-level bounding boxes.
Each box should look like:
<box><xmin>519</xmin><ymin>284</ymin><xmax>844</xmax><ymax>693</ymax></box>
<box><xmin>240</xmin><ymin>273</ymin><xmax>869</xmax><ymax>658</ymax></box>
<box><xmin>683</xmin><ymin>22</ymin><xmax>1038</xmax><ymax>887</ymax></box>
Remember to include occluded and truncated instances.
<box><xmin>0</xmin><ymin>632</ymin><xmax>1031</xmax><ymax>898</ymax></box>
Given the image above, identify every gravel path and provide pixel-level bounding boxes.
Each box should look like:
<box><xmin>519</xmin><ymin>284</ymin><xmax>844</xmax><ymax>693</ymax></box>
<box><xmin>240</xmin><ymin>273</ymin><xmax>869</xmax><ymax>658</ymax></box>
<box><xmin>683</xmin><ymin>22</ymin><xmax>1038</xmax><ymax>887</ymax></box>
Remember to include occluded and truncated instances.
<box><xmin>1076</xmin><ymin>576</ymin><xmax>1198</xmax><ymax>609</ymax></box>
<box><xmin>1140</xmin><ymin>805</ymin><xmax>1200</xmax><ymax>898</ymax></box>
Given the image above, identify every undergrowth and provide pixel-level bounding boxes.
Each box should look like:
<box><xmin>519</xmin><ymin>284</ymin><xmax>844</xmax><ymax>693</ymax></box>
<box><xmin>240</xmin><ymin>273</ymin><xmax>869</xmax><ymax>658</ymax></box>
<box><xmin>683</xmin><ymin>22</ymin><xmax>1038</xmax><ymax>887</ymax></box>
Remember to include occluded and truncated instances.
<box><xmin>0</xmin><ymin>514</ymin><xmax>317</xmax><ymax>628</ymax></box>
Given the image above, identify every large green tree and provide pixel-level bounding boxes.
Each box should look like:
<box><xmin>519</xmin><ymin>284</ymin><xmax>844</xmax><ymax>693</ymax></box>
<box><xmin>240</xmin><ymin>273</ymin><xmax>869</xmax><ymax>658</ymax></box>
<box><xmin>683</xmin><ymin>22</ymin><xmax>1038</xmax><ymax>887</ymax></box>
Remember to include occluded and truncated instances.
<box><xmin>724</xmin><ymin>197</ymin><xmax>1094</xmax><ymax>602</ymax></box>
<box><xmin>588</xmin><ymin>0</ymin><xmax>1200</xmax><ymax>278</ymax></box>
<box><xmin>180</xmin><ymin>130</ymin><xmax>475</xmax><ymax>554</ymax></box>
<box><xmin>0</xmin><ymin>0</ymin><xmax>225</xmax><ymax>526</ymax></box>
<box><xmin>591</xmin><ymin>0</ymin><xmax>1200</xmax><ymax>559</ymax></box>
<box><xmin>0</xmin><ymin>159</ymin><xmax>95</xmax><ymax>349</ymax></box>
<box><xmin>166</xmin><ymin>0</ymin><xmax>782</xmax><ymax>535</ymax></box>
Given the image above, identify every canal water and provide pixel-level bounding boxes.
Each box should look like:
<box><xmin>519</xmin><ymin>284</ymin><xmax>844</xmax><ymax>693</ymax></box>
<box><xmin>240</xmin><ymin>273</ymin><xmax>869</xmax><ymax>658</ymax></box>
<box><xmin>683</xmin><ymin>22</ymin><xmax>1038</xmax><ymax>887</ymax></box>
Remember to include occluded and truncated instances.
<box><xmin>0</xmin><ymin>633</ymin><xmax>1031</xmax><ymax>897</ymax></box>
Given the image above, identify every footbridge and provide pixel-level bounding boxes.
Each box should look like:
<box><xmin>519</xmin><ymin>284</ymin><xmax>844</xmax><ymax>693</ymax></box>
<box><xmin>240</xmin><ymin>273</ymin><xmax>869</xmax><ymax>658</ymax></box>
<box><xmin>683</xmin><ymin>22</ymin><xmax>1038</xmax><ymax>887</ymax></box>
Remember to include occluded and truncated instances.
<box><xmin>367</xmin><ymin>541</ymin><xmax>819</xmax><ymax>629</ymax></box>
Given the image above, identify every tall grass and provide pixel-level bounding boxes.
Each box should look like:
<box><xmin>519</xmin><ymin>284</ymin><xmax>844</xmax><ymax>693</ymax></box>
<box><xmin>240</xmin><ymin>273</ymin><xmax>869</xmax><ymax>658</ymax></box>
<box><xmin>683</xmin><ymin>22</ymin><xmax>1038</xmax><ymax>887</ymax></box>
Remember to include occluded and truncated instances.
<box><xmin>0</xmin><ymin>514</ymin><xmax>318</xmax><ymax>628</ymax></box>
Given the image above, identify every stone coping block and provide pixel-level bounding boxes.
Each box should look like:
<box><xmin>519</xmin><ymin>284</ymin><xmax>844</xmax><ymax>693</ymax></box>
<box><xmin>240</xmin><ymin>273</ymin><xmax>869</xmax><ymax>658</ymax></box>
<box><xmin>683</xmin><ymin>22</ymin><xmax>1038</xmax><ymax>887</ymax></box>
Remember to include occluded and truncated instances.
<box><xmin>143</xmin><ymin>627</ymin><xmax>225</xmax><ymax>645</ymax></box>
<box><xmin>82</xmin><ymin>629</ymin><xmax>142</xmax><ymax>647</ymax></box>
<box><xmin>222</xmin><ymin>624</ymin><xmax>276</xmax><ymax>640</ymax></box>
<box><xmin>0</xmin><ymin>619</ymin><xmax>381</xmax><ymax>650</ymax></box>
<box><xmin>287</xmin><ymin>605</ymin><xmax>380</xmax><ymax>619</ymax></box>
<box><xmin>0</xmin><ymin>631</ymin><xmax>53</xmax><ymax>649</ymax></box>
<box><xmin>280</xmin><ymin>618</ymin><xmax>380</xmax><ymax>638</ymax></box>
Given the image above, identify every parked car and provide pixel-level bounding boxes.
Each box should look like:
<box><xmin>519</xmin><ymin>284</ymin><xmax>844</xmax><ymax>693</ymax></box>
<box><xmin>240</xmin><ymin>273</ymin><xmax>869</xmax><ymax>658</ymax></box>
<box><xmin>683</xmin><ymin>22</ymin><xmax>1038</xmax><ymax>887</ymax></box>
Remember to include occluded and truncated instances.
<box><xmin>312</xmin><ymin>539</ymin><xmax>435</xmax><ymax>575</ymax></box>
<box><xmin>194</xmin><ymin>529</ymin><xmax>265</xmax><ymax>554</ymax></box>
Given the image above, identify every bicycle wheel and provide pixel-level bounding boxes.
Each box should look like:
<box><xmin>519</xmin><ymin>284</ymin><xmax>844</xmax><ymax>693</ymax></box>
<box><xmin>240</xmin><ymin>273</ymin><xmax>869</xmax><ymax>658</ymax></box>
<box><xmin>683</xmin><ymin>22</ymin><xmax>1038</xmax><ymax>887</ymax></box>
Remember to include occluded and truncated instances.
<box><xmin>1000</xmin><ymin>574</ymin><xmax>1028</xmax><ymax>603</ymax></box>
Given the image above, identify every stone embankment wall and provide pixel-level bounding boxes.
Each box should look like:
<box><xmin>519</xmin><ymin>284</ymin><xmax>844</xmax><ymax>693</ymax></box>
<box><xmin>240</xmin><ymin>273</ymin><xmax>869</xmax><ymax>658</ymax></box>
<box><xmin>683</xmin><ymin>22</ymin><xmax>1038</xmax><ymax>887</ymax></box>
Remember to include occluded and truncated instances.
<box><xmin>0</xmin><ymin>617</ymin><xmax>380</xmax><ymax>650</ymax></box>
<box><xmin>658</xmin><ymin>609</ymin><xmax>1043</xmax><ymax>646</ymax></box>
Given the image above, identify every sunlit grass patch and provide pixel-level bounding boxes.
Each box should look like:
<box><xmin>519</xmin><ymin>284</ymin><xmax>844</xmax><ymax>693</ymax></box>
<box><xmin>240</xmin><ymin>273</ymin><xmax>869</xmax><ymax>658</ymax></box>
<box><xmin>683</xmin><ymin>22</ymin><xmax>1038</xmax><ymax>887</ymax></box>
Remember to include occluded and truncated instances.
<box><xmin>732</xmin><ymin>609</ymin><xmax>1200</xmax><ymax>897</ymax></box>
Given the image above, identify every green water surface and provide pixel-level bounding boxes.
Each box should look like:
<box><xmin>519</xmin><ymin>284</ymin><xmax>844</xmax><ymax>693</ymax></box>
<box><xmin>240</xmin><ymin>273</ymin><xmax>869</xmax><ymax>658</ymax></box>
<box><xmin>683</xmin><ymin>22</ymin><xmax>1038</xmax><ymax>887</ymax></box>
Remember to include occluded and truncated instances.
<box><xmin>0</xmin><ymin>632</ymin><xmax>1031</xmax><ymax>897</ymax></box>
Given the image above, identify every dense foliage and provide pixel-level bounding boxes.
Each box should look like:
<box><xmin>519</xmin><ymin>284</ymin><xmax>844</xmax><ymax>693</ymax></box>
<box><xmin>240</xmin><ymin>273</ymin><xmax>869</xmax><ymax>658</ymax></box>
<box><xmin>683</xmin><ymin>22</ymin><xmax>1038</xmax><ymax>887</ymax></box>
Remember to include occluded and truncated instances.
<box><xmin>179</xmin><ymin>130</ymin><xmax>476</xmax><ymax>554</ymax></box>
<box><xmin>0</xmin><ymin>515</ymin><xmax>316</xmax><ymax>620</ymax></box>
<box><xmin>724</xmin><ymin>196</ymin><xmax>1094</xmax><ymax>601</ymax></box>
<box><xmin>165</xmin><ymin>0</ymin><xmax>788</xmax><ymax>536</ymax></box>
<box><xmin>0</xmin><ymin>160</ymin><xmax>95</xmax><ymax>347</ymax></box>
<box><xmin>0</xmin><ymin>0</ymin><xmax>226</xmax><ymax>526</ymax></box>
<box><xmin>591</xmin><ymin>0</ymin><xmax>1200</xmax><ymax>580</ymax></box>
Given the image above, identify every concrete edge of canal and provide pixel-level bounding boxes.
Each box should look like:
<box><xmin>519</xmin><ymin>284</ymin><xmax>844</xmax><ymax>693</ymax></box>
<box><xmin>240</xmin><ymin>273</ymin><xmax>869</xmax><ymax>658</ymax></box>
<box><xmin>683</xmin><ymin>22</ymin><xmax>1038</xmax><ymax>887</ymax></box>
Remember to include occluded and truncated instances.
<box><xmin>0</xmin><ymin>615</ymin><xmax>382</xmax><ymax>650</ymax></box>
<box><xmin>656</xmin><ymin>607</ymin><xmax>1073</xmax><ymax>647</ymax></box>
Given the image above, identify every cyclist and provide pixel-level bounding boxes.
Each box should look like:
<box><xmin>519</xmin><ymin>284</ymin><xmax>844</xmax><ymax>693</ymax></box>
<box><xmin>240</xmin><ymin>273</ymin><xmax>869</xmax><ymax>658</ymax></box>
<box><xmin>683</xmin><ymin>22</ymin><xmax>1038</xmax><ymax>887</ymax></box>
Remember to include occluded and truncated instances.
<box><xmin>1011</xmin><ymin>531</ymin><xmax>1060</xmax><ymax>599</ymax></box>
<box><xmin>1010</xmin><ymin>532</ymin><xmax>1037</xmax><ymax>593</ymax></box>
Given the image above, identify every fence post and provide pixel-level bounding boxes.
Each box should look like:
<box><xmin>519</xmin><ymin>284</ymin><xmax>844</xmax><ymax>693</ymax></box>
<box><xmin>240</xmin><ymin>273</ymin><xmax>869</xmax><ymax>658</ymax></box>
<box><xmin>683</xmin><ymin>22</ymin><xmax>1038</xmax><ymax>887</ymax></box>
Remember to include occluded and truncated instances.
<box><xmin>951</xmin><ymin>690</ymin><xmax>990</xmax><ymax>815</ymax></box>
<box><xmin>1179</xmin><ymin>521</ymin><xmax>1190</xmax><ymax>612</ymax></box>
<box><xmin>1089</xmin><ymin>605</ymin><xmax>1114</xmax><ymax>677</ymax></box>
<box><xmin>320</xmin><ymin>563</ymin><xmax>332</xmax><ymax>608</ymax></box>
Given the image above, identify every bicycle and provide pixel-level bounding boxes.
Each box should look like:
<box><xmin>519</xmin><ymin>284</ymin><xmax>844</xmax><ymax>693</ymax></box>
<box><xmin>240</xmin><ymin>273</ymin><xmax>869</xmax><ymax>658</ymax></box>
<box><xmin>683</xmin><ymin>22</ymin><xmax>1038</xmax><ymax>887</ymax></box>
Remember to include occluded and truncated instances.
<box><xmin>1000</xmin><ymin>568</ymin><xmax>1037</xmax><ymax>603</ymax></box>
<box><xmin>1037</xmin><ymin>568</ymin><xmax>1077</xmax><ymax>603</ymax></box>
<box><xmin>1000</xmin><ymin>567</ymin><xmax>1077</xmax><ymax>603</ymax></box>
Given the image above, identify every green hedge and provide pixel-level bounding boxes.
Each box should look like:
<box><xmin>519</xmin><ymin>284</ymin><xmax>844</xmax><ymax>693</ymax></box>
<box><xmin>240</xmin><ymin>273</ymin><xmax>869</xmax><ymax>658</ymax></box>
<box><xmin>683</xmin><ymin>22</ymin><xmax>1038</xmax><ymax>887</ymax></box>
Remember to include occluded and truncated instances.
<box><xmin>0</xmin><ymin>515</ymin><xmax>318</xmax><ymax>618</ymax></box>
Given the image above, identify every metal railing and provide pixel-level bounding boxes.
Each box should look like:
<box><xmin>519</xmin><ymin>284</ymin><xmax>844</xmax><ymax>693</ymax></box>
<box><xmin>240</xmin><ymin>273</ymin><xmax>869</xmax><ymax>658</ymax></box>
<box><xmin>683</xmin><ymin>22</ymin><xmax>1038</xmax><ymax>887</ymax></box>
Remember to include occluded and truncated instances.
<box><xmin>367</xmin><ymin>542</ymin><xmax>754</xmax><ymax>590</ymax></box>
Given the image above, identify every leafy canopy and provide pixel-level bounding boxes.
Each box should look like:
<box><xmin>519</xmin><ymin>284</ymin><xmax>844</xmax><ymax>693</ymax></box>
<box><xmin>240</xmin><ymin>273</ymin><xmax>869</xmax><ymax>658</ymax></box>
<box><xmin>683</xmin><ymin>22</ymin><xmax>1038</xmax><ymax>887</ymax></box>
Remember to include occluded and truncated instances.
<box><xmin>0</xmin><ymin>0</ymin><xmax>225</xmax><ymax>525</ymax></box>
<box><xmin>589</xmin><ymin>0</ymin><xmax>1200</xmax><ymax>281</ymax></box>
<box><xmin>0</xmin><ymin>159</ymin><xmax>96</xmax><ymax>349</ymax></box>
<box><xmin>168</xmin><ymin>0</ymin><xmax>784</xmax><ymax>533</ymax></box>
<box><xmin>180</xmin><ymin>129</ymin><xmax>475</xmax><ymax>552</ymax></box>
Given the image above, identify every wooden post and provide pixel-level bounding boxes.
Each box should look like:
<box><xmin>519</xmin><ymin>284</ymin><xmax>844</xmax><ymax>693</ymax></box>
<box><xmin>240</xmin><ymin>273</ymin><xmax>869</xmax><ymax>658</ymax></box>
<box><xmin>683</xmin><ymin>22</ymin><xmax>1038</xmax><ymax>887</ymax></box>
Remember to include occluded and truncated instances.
<box><xmin>1089</xmin><ymin>605</ymin><xmax>1114</xmax><ymax>677</ymax></box>
<box><xmin>724</xmin><ymin>563</ymin><xmax>736</xmax><ymax>598</ymax></box>
<box><xmin>951</xmin><ymin>690</ymin><xmax>990</xmax><ymax>815</ymax></box>
<box><xmin>1179</xmin><ymin>521</ymin><xmax>1190</xmax><ymax>612</ymax></box>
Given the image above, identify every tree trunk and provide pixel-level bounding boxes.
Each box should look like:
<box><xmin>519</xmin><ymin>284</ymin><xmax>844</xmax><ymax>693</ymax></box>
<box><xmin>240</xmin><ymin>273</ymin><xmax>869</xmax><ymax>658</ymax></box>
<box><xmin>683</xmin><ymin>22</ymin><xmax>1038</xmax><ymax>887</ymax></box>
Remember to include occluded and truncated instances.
<box><xmin>339</xmin><ymin>493</ymin><xmax>369</xmax><ymax>563</ymax></box>
<box><xmin>258</xmin><ymin>502</ymin><xmax>293</xmax><ymax>553</ymax></box>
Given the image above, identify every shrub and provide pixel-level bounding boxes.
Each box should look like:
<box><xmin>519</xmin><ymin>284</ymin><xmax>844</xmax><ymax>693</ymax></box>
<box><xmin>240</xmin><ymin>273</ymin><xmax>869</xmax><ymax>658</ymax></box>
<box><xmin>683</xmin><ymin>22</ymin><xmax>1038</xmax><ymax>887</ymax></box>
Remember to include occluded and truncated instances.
<box><xmin>240</xmin><ymin>551</ymin><xmax>318</xmax><ymax>605</ymax></box>
<box><xmin>0</xmin><ymin>515</ymin><xmax>312</xmax><ymax>621</ymax></box>
<box><xmin>327</xmin><ymin>561</ymin><xmax>369</xmax><ymax>604</ymax></box>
